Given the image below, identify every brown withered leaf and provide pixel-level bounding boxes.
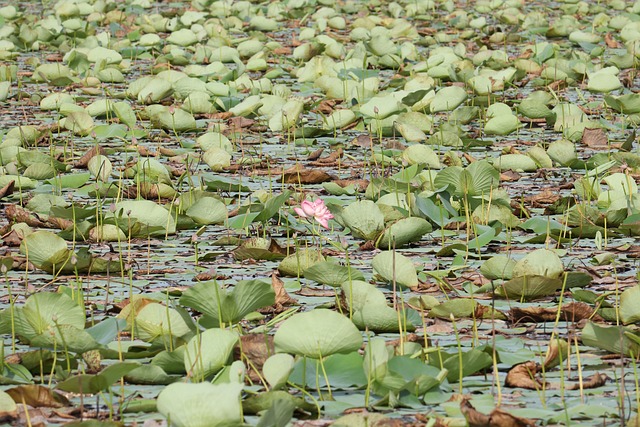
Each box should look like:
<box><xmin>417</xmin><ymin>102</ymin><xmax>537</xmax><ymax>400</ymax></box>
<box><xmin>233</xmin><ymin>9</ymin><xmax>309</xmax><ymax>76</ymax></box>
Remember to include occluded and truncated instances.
<box><xmin>351</xmin><ymin>134</ymin><xmax>373</xmax><ymax>148</ymax></box>
<box><xmin>228</xmin><ymin>116</ymin><xmax>255</xmax><ymax>133</ymax></box>
<box><xmin>0</xmin><ymin>180</ymin><xmax>15</xmax><ymax>199</ymax></box>
<box><xmin>567</xmin><ymin>372</ymin><xmax>607</xmax><ymax>390</ymax></box>
<box><xmin>505</xmin><ymin>361</ymin><xmax>545</xmax><ymax>390</ymax></box>
<box><xmin>6</xmin><ymin>385</ymin><xmax>69</xmax><ymax>408</ymax></box>
<box><xmin>307</xmin><ymin>148</ymin><xmax>324</xmax><ymax>161</ymax></box>
<box><xmin>460</xmin><ymin>398</ymin><xmax>536</xmax><ymax>427</ymax></box>
<box><xmin>5</xmin><ymin>204</ymin><xmax>46</xmax><ymax>227</ymax></box>
<box><xmin>312</xmin><ymin>148</ymin><xmax>343</xmax><ymax>165</ymax></box>
<box><xmin>271</xmin><ymin>271</ymin><xmax>296</xmax><ymax>307</ymax></box>
<box><xmin>332</xmin><ymin>179</ymin><xmax>369</xmax><ymax>192</ymax></box>
<box><xmin>235</xmin><ymin>334</ymin><xmax>275</xmax><ymax>383</ymax></box>
<box><xmin>317</xmin><ymin>99</ymin><xmax>338</xmax><ymax>115</ymax></box>
<box><xmin>282</xmin><ymin>166</ymin><xmax>335</xmax><ymax>184</ymax></box>
<box><xmin>526</xmin><ymin>189</ymin><xmax>561</xmax><ymax>207</ymax></box>
<box><xmin>500</xmin><ymin>170</ymin><xmax>521</xmax><ymax>182</ymax></box>
<box><xmin>510</xmin><ymin>302</ymin><xmax>602</xmax><ymax>323</ymax></box>
<box><xmin>581</xmin><ymin>127</ymin><xmax>609</xmax><ymax>149</ymax></box>
<box><xmin>2</xmin><ymin>229</ymin><xmax>22</xmax><ymax>246</ymax></box>
<box><xmin>605</xmin><ymin>33</ymin><xmax>620</xmax><ymax>48</ymax></box>
<box><xmin>74</xmin><ymin>145</ymin><xmax>106</xmax><ymax>168</ymax></box>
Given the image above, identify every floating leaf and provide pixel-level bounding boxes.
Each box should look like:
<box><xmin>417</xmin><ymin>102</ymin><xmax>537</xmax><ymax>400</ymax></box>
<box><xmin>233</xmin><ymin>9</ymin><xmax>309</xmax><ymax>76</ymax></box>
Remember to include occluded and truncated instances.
<box><xmin>341</xmin><ymin>200</ymin><xmax>385</xmax><ymax>241</ymax></box>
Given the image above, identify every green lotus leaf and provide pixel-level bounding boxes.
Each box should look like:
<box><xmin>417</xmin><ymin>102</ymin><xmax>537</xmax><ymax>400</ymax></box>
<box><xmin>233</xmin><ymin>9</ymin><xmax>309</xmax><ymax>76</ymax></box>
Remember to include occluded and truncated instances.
<box><xmin>137</xmin><ymin>78</ymin><xmax>173</xmax><ymax>104</ymax></box>
<box><xmin>588</xmin><ymin>71</ymin><xmax>622</xmax><ymax>93</ymax></box>
<box><xmin>40</xmin><ymin>92</ymin><xmax>75</xmax><ymax>110</ymax></box>
<box><xmin>147</xmin><ymin>106</ymin><xmax>197</xmax><ymax>132</ymax></box>
<box><xmin>158</xmin><ymin>382</ymin><xmax>243</xmax><ymax>427</ymax></box>
<box><xmin>20</xmin><ymin>231</ymin><xmax>70</xmax><ymax>272</ymax></box>
<box><xmin>23</xmin><ymin>163</ymin><xmax>55</xmax><ymax>180</ymax></box>
<box><xmin>278</xmin><ymin>249</ymin><xmax>325</xmax><ymax>277</ymax></box>
<box><xmin>620</xmin><ymin>286</ymin><xmax>640</xmax><ymax>325</ymax></box>
<box><xmin>512</xmin><ymin>248</ymin><xmax>564</xmax><ymax>279</ymax></box>
<box><xmin>88</xmin><ymin>155</ymin><xmax>112</xmax><ymax>182</ymax></box>
<box><xmin>323</xmin><ymin>109</ymin><xmax>357</xmax><ymax>130</ymax></box>
<box><xmin>269</xmin><ymin>98</ymin><xmax>305</xmax><ymax>132</ymax></box>
<box><xmin>547</xmin><ymin>139</ymin><xmax>578</xmax><ymax>166</ymax></box>
<box><xmin>341</xmin><ymin>200</ymin><xmax>385</xmax><ymax>241</ymax></box>
<box><xmin>480</xmin><ymin>255</ymin><xmax>516</xmax><ymax>280</ymax></box>
<box><xmin>372</xmin><ymin>251</ymin><xmax>419</xmax><ymax>289</ymax></box>
<box><xmin>394</xmin><ymin>121</ymin><xmax>426</xmax><ymax>142</ymax></box>
<box><xmin>402</xmin><ymin>144</ymin><xmax>440</xmax><ymax>168</ymax></box>
<box><xmin>113</xmin><ymin>101</ymin><xmax>136</xmax><ymax>128</ymax></box>
<box><xmin>360</xmin><ymin>94</ymin><xmax>404</xmax><ymax>119</ymax></box>
<box><xmin>605</xmin><ymin>93</ymin><xmax>640</xmax><ymax>114</ymax></box>
<box><xmin>430</xmin><ymin>86</ymin><xmax>467</xmax><ymax>113</ymax></box>
<box><xmin>581</xmin><ymin>322</ymin><xmax>640</xmax><ymax>357</ymax></box>
<box><xmin>197</xmin><ymin>132</ymin><xmax>233</xmax><ymax>153</ymax></box>
<box><xmin>202</xmin><ymin>147</ymin><xmax>231</xmax><ymax>172</ymax></box>
<box><xmin>87</xmin><ymin>46</ymin><xmax>122</xmax><ymax>64</ymax></box>
<box><xmin>485</xmin><ymin>114</ymin><xmax>521</xmax><ymax>136</ymax></box>
<box><xmin>184</xmin><ymin>329</ymin><xmax>238</xmax><ymax>380</ymax></box>
<box><xmin>341</xmin><ymin>280</ymin><xmax>413</xmax><ymax>332</ymax></box>
<box><xmin>263</xmin><ymin>353</ymin><xmax>295</xmax><ymax>390</ymax></box>
<box><xmin>180</xmin><ymin>279</ymin><xmax>275</xmax><ymax>327</ymax></box>
<box><xmin>113</xmin><ymin>200</ymin><xmax>176</xmax><ymax>236</ymax></box>
<box><xmin>185</xmin><ymin>197</ymin><xmax>227</xmax><ymax>225</ymax></box>
<box><xmin>377</xmin><ymin>217</ymin><xmax>432</xmax><ymax>249</ymax></box>
<box><xmin>303</xmin><ymin>260</ymin><xmax>365</xmax><ymax>287</ymax></box>
<box><xmin>64</xmin><ymin>111</ymin><xmax>94</xmax><ymax>136</ymax></box>
<box><xmin>274</xmin><ymin>309</ymin><xmax>362</xmax><ymax>359</ymax></box>
<box><xmin>133</xmin><ymin>303</ymin><xmax>193</xmax><ymax>344</ymax></box>
<box><xmin>494</xmin><ymin>154</ymin><xmax>538</xmax><ymax>171</ymax></box>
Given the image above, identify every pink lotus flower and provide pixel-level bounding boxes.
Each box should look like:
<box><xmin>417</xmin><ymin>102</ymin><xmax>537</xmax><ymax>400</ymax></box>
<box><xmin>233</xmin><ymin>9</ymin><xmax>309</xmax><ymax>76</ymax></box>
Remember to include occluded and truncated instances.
<box><xmin>294</xmin><ymin>199</ymin><xmax>333</xmax><ymax>229</ymax></box>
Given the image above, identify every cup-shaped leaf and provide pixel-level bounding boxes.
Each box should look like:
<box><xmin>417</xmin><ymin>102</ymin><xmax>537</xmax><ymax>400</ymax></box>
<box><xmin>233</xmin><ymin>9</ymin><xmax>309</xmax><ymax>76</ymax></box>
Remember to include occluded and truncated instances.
<box><xmin>341</xmin><ymin>200</ymin><xmax>385</xmax><ymax>241</ymax></box>
<box><xmin>184</xmin><ymin>329</ymin><xmax>238</xmax><ymax>380</ymax></box>
<box><xmin>372</xmin><ymin>251</ymin><xmax>419</xmax><ymax>289</ymax></box>
<box><xmin>512</xmin><ymin>248</ymin><xmax>564</xmax><ymax>279</ymax></box>
<box><xmin>185</xmin><ymin>196</ymin><xmax>228</xmax><ymax>225</ymax></box>
<box><xmin>274</xmin><ymin>309</ymin><xmax>362</xmax><ymax>359</ymax></box>
<box><xmin>277</xmin><ymin>249</ymin><xmax>324</xmax><ymax>277</ymax></box>
<box><xmin>20</xmin><ymin>231</ymin><xmax>70</xmax><ymax>273</ymax></box>
<box><xmin>341</xmin><ymin>280</ymin><xmax>413</xmax><ymax>332</ymax></box>
<box><xmin>133</xmin><ymin>303</ymin><xmax>193</xmax><ymax>344</ymax></box>
<box><xmin>158</xmin><ymin>382</ymin><xmax>243</xmax><ymax>427</ymax></box>
<box><xmin>263</xmin><ymin>353</ymin><xmax>294</xmax><ymax>390</ymax></box>
<box><xmin>303</xmin><ymin>261</ymin><xmax>365</xmax><ymax>287</ymax></box>
<box><xmin>377</xmin><ymin>217</ymin><xmax>432</xmax><ymax>249</ymax></box>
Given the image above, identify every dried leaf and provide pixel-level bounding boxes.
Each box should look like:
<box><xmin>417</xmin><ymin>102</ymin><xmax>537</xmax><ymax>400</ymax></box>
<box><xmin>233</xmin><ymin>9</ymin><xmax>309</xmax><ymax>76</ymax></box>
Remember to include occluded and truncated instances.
<box><xmin>271</xmin><ymin>271</ymin><xmax>296</xmax><ymax>307</ymax></box>
<box><xmin>510</xmin><ymin>302</ymin><xmax>602</xmax><ymax>323</ymax></box>
<box><xmin>604</xmin><ymin>33</ymin><xmax>620</xmax><ymax>48</ymax></box>
<box><xmin>351</xmin><ymin>134</ymin><xmax>373</xmax><ymax>148</ymax></box>
<box><xmin>460</xmin><ymin>398</ymin><xmax>536</xmax><ymax>427</ymax></box>
<box><xmin>235</xmin><ymin>334</ymin><xmax>275</xmax><ymax>383</ymax></box>
<box><xmin>500</xmin><ymin>171</ymin><xmax>521</xmax><ymax>182</ymax></box>
<box><xmin>581</xmin><ymin>128</ymin><xmax>609</xmax><ymax>149</ymax></box>
<box><xmin>567</xmin><ymin>372</ymin><xmax>607</xmax><ymax>390</ymax></box>
<box><xmin>332</xmin><ymin>179</ymin><xmax>369</xmax><ymax>192</ymax></box>
<box><xmin>5</xmin><ymin>204</ymin><xmax>45</xmax><ymax>227</ymax></box>
<box><xmin>317</xmin><ymin>99</ymin><xmax>337</xmax><ymax>115</ymax></box>
<box><xmin>282</xmin><ymin>167</ymin><xmax>335</xmax><ymax>184</ymax></box>
<box><xmin>504</xmin><ymin>361</ymin><xmax>545</xmax><ymax>390</ymax></box>
<box><xmin>307</xmin><ymin>148</ymin><xmax>324</xmax><ymax>161</ymax></box>
<box><xmin>460</xmin><ymin>398</ymin><xmax>490</xmax><ymax>427</ymax></box>
<box><xmin>75</xmin><ymin>145</ymin><xmax>106</xmax><ymax>168</ymax></box>
<box><xmin>6</xmin><ymin>385</ymin><xmax>69</xmax><ymax>408</ymax></box>
<box><xmin>0</xmin><ymin>180</ymin><xmax>15</xmax><ymax>199</ymax></box>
